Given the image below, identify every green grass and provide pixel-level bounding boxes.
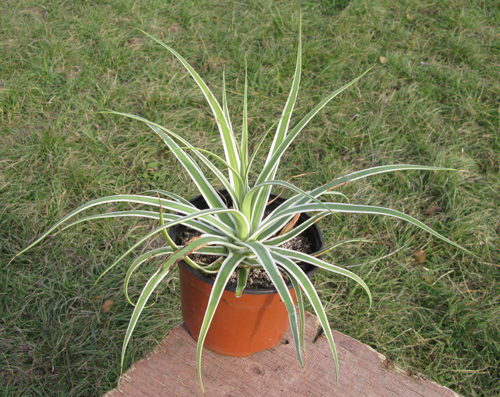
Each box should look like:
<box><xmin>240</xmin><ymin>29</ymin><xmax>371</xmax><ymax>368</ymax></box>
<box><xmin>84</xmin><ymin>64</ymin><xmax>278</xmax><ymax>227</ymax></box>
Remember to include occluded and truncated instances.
<box><xmin>1</xmin><ymin>0</ymin><xmax>499</xmax><ymax>395</ymax></box>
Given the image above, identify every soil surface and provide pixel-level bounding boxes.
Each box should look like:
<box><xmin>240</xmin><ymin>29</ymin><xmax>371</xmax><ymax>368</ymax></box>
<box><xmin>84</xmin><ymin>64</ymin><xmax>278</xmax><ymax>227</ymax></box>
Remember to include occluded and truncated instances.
<box><xmin>177</xmin><ymin>227</ymin><xmax>315</xmax><ymax>290</ymax></box>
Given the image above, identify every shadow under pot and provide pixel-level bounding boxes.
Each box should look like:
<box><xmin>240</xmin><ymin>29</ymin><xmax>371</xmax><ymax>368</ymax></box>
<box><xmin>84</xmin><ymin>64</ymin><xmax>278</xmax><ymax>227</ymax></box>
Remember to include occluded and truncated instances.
<box><xmin>169</xmin><ymin>190</ymin><xmax>323</xmax><ymax>357</ymax></box>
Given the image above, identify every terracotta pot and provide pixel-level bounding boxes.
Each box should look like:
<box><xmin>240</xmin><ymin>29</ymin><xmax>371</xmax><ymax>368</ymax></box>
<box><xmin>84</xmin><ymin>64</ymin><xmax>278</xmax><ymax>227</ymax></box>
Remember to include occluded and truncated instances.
<box><xmin>170</xmin><ymin>191</ymin><xmax>323</xmax><ymax>356</ymax></box>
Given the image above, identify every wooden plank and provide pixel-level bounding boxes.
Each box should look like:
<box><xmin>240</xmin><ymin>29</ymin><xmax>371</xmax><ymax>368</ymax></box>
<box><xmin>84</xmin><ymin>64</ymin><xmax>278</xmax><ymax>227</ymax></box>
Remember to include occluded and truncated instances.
<box><xmin>104</xmin><ymin>312</ymin><xmax>461</xmax><ymax>397</ymax></box>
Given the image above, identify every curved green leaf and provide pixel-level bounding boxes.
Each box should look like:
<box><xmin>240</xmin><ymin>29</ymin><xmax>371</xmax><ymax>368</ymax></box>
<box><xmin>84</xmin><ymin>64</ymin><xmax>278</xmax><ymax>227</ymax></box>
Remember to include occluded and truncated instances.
<box><xmin>275</xmin><ymin>202</ymin><xmax>471</xmax><ymax>255</ymax></box>
<box><xmin>242</xmin><ymin>241</ymin><xmax>304</xmax><ymax>367</ymax></box>
<box><xmin>95</xmin><ymin>209</ymin><xmax>248</xmax><ymax>283</ymax></box>
<box><xmin>196</xmin><ymin>253</ymin><xmax>245</xmax><ymax>391</ymax></box>
<box><xmin>288</xmin><ymin>272</ymin><xmax>305</xmax><ymax>356</ymax></box>
<box><xmin>271</xmin><ymin>251</ymin><xmax>342</xmax><ymax>384</ymax></box>
<box><xmin>250</xmin><ymin>28</ymin><xmax>303</xmax><ymax>231</ymax></box>
<box><xmin>311</xmin><ymin>165</ymin><xmax>455</xmax><ymax>201</ymax></box>
<box><xmin>241</xmin><ymin>63</ymin><xmax>249</xmax><ymax>180</ymax></box>
<box><xmin>140</xmin><ymin>189</ymin><xmax>196</xmax><ymax>208</ymax></box>
<box><xmin>124</xmin><ymin>248</ymin><xmax>174</xmax><ymax>305</ymax></box>
<box><xmin>9</xmin><ymin>194</ymin><xmax>212</xmax><ymax>265</ymax></box>
<box><xmin>59</xmin><ymin>210</ymin><xmax>221</xmax><ymax>236</ymax></box>
<box><xmin>261</xmin><ymin>212</ymin><xmax>328</xmax><ymax>244</ymax></box>
<box><xmin>140</xmin><ymin>31</ymin><xmax>243</xmax><ymax>196</ymax></box>
<box><xmin>121</xmin><ymin>235</ymin><xmax>233</xmax><ymax>374</ymax></box>
<box><xmin>104</xmin><ymin>110</ymin><xmax>236</xmax><ymax>226</ymax></box>
<box><xmin>256</xmin><ymin>68</ymin><xmax>373</xmax><ymax>188</ymax></box>
<box><xmin>146</xmin><ymin>122</ymin><xmax>236</xmax><ymax>225</ymax></box>
<box><xmin>272</xmin><ymin>247</ymin><xmax>372</xmax><ymax>310</ymax></box>
<box><xmin>313</xmin><ymin>239</ymin><xmax>373</xmax><ymax>257</ymax></box>
<box><xmin>235</xmin><ymin>267</ymin><xmax>250</xmax><ymax>297</ymax></box>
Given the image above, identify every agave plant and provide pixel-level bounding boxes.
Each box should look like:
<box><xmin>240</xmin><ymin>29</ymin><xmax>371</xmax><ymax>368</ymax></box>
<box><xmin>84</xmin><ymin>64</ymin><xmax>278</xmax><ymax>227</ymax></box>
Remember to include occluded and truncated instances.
<box><xmin>12</xmin><ymin>30</ymin><xmax>469</xmax><ymax>391</ymax></box>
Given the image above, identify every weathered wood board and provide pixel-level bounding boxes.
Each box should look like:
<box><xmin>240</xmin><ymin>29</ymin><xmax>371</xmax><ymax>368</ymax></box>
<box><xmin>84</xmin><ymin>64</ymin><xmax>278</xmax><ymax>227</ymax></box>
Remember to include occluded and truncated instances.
<box><xmin>104</xmin><ymin>312</ymin><xmax>461</xmax><ymax>397</ymax></box>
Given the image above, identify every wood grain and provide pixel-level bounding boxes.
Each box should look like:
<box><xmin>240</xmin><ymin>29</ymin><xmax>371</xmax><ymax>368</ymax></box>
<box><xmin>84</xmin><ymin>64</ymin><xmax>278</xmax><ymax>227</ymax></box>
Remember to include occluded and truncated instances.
<box><xmin>104</xmin><ymin>312</ymin><xmax>461</xmax><ymax>397</ymax></box>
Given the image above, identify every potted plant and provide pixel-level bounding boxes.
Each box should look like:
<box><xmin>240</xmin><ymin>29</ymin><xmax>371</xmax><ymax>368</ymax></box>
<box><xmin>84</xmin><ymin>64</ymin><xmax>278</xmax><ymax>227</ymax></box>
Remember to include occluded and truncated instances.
<box><xmin>170</xmin><ymin>188</ymin><xmax>325</xmax><ymax>358</ymax></box>
<box><xmin>10</xmin><ymin>29</ymin><xmax>470</xmax><ymax>391</ymax></box>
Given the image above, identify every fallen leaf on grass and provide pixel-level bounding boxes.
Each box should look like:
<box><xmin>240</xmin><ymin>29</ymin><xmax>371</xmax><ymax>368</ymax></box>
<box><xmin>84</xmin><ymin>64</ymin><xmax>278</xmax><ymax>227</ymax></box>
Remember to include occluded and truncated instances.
<box><xmin>424</xmin><ymin>205</ymin><xmax>442</xmax><ymax>216</ymax></box>
<box><xmin>414</xmin><ymin>249</ymin><xmax>426</xmax><ymax>264</ymax></box>
<box><xmin>102</xmin><ymin>300</ymin><xmax>114</xmax><ymax>313</ymax></box>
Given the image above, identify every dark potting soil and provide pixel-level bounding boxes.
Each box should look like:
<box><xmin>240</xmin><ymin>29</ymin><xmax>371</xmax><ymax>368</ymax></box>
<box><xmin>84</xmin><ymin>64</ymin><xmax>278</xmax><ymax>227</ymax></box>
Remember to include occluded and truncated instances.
<box><xmin>177</xmin><ymin>227</ymin><xmax>315</xmax><ymax>290</ymax></box>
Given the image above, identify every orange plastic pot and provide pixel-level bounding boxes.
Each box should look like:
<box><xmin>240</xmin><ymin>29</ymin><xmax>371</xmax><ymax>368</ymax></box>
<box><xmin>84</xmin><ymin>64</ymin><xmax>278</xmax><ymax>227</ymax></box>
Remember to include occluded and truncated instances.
<box><xmin>178</xmin><ymin>260</ymin><xmax>298</xmax><ymax>356</ymax></box>
<box><xmin>170</xmin><ymin>190</ymin><xmax>323</xmax><ymax>356</ymax></box>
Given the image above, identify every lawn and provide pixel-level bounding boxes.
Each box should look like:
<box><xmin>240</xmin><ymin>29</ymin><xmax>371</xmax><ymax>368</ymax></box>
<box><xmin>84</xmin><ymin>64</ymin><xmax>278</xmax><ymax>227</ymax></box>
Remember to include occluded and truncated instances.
<box><xmin>1</xmin><ymin>0</ymin><xmax>499</xmax><ymax>396</ymax></box>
